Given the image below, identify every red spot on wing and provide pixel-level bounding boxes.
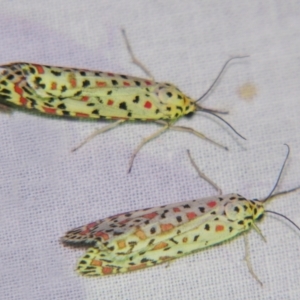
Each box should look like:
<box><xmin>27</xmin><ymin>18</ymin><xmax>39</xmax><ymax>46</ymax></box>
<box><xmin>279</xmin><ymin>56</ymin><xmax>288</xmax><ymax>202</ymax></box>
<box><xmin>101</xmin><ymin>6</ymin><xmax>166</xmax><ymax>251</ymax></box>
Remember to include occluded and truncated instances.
<box><xmin>102</xmin><ymin>266</ymin><xmax>113</xmax><ymax>275</ymax></box>
<box><xmin>186</xmin><ymin>212</ymin><xmax>197</xmax><ymax>220</ymax></box>
<box><xmin>96</xmin><ymin>81</ymin><xmax>107</xmax><ymax>87</ymax></box>
<box><xmin>107</xmin><ymin>99</ymin><xmax>114</xmax><ymax>106</ymax></box>
<box><xmin>14</xmin><ymin>85</ymin><xmax>23</xmax><ymax>95</ymax></box>
<box><xmin>207</xmin><ymin>201</ymin><xmax>217</xmax><ymax>208</ymax></box>
<box><xmin>20</xmin><ymin>97</ymin><xmax>27</xmax><ymax>105</ymax></box>
<box><xmin>119</xmin><ymin>219</ymin><xmax>130</xmax><ymax>225</ymax></box>
<box><xmin>51</xmin><ymin>82</ymin><xmax>57</xmax><ymax>90</ymax></box>
<box><xmin>34</xmin><ymin>65</ymin><xmax>45</xmax><ymax>74</ymax></box>
<box><xmin>145</xmin><ymin>80</ymin><xmax>152</xmax><ymax>86</ymax></box>
<box><xmin>94</xmin><ymin>231</ymin><xmax>109</xmax><ymax>241</ymax></box>
<box><xmin>86</xmin><ymin>222</ymin><xmax>97</xmax><ymax>230</ymax></box>
<box><xmin>79</xmin><ymin>228</ymin><xmax>89</xmax><ymax>235</ymax></box>
<box><xmin>75</xmin><ymin>112</ymin><xmax>89</xmax><ymax>118</ymax></box>
<box><xmin>144</xmin><ymin>101</ymin><xmax>152</xmax><ymax>109</ymax></box>
<box><xmin>70</xmin><ymin>78</ymin><xmax>77</xmax><ymax>88</ymax></box>
<box><xmin>81</xmin><ymin>96</ymin><xmax>89</xmax><ymax>101</ymax></box>
<box><xmin>216</xmin><ymin>225</ymin><xmax>224</xmax><ymax>232</ymax></box>
<box><xmin>160</xmin><ymin>223</ymin><xmax>174</xmax><ymax>232</ymax></box>
<box><xmin>173</xmin><ymin>207</ymin><xmax>181</xmax><ymax>212</ymax></box>
<box><xmin>123</xmin><ymin>82</ymin><xmax>130</xmax><ymax>86</ymax></box>
<box><xmin>80</xmin><ymin>222</ymin><xmax>98</xmax><ymax>235</ymax></box>
<box><xmin>143</xmin><ymin>212</ymin><xmax>158</xmax><ymax>219</ymax></box>
<box><xmin>43</xmin><ymin>107</ymin><xmax>57</xmax><ymax>114</ymax></box>
<box><xmin>107</xmin><ymin>73</ymin><xmax>114</xmax><ymax>77</ymax></box>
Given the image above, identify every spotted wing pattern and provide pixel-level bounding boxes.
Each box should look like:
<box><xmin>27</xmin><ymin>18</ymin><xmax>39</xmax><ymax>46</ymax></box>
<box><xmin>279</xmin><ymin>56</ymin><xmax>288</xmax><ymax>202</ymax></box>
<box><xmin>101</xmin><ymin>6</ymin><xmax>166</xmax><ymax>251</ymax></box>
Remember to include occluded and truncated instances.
<box><xmin>61</xmin><ymin>193</ymin><xmax>264</xmax><ymax>276</ymax></box>
<box><xmin>0</xmin><ymin>63</ymin><xmax>195</xmax><ymax>120</ymax></box>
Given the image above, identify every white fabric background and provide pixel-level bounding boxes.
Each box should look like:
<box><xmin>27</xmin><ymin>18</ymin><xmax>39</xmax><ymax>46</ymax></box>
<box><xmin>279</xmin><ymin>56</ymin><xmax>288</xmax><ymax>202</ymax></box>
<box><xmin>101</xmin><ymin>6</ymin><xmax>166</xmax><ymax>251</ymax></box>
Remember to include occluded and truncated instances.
<box><xmin>1</xmin><ymin>1</ymin><xmax>300</xmax><ymax>299</ymax></box>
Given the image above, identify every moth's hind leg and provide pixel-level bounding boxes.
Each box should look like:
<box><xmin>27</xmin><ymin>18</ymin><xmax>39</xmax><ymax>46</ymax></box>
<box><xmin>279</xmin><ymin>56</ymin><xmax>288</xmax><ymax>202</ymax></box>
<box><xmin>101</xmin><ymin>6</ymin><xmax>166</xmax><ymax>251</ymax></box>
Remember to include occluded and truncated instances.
<box><xmin>128</xmin><ymin>122</ymin><xmax>169</xmax><ymax>173</ymax></box>
<box><xmin>71</xmin><ymin>119</ymin><xmax>126</xmax><ymax>152</ymax></box>
<box><xmin>128</xmin><ymin>120</ymin><xmax>229</xmax><ymax>174</ymax></box>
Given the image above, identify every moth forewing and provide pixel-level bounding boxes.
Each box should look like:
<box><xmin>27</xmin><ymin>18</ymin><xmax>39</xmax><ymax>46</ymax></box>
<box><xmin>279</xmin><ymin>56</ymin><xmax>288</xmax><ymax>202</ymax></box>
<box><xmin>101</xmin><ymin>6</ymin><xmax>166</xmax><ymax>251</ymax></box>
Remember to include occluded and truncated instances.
<box><xmin>1</xmin><ymin>33</ymin><xmax>247</xmax><ymax>172</ymax></box>
<box><xmin>1</xmin><ymin>63</ymin><xmax>195</xmax><ymax>120</ymax></box>
<box><xmin>61</xmin><ymin>193</ymin><xmax>265</xmax><ymax>276</ymax></box>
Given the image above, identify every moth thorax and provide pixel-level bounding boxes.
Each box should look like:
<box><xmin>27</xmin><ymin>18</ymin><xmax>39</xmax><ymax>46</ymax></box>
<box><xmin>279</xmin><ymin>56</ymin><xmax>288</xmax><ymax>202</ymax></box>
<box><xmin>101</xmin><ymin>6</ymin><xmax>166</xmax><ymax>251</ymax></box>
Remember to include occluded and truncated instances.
<box><xmin>225</xmin><ymin>200</ymin><xmax>254</xmax><ymax>222</ymax></box>
<box><xmin>154</xmin><ymin>84</ymin><xmax>196</xmax><ymax>116</ymax></box>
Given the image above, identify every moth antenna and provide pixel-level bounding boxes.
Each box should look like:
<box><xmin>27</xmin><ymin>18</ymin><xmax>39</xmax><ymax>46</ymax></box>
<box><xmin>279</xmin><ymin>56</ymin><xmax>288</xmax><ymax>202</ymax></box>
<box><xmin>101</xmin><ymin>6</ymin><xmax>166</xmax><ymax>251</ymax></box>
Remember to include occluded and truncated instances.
<box><xmin>196</xmin><ymin>56</ymin><xmax>249</xmax><ymax>103</ymax></box>
<box><xmin>196</xmin><ymin>107</ymin><xmax>246</xmax><ymax>140</ymax></box>
<box><xmin>264</xmin><ymin>210</ymin><xmax>300</xmax><ymax>231</ymax></box>
<box><xmin>261</xmin><ymin>144</ymin><xmax>291</xmax><ymax>203</ymax></box>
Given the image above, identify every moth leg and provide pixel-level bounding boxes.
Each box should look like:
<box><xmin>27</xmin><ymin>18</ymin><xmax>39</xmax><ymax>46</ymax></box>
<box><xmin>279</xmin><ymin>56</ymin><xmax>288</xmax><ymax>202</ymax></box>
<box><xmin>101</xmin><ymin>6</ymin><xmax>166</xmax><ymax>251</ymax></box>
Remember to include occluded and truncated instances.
<box><xmin>71</xmin><ymin>119</ymin><xmax>126</xmax><ymax>152</ymax></box>
<box><xmin>186</xmin><ymin>150</ymin><xmax>222</xmax><ymax>195</ymax></box>
<box><xmin>121</xmin><ymin>29</ymin><xmax>154</xmax><ymax>80</ymax></box>
<box><xmin>168</xmin><ymin>124</ymin><xmax>228</xmax><ymax>151</ymax></box>
<box><xmin>252</xmin><ymin>223</ymin><xmax>267</xmax><ymax>243</ymax></box>
<box><xmin>243</xmin><ymin>235</ymin><xmax>263</xmax><ymax>286</ymax></box>
<box><xmin>128</xmin><ymin>123</ymin><xmax>169</xmax><ymax>173</ymax></box>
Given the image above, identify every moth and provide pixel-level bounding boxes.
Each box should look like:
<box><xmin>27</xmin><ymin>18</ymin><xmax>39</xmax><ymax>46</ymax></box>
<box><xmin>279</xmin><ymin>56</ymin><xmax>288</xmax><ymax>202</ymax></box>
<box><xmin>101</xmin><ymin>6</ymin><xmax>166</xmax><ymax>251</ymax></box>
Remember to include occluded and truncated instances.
<box><xmin>0</xmin><ymin>30</ymin><xmax>247</xmax><ymax>172</ymax></box>
<box><xmin>61</xmin><ymin>145</ymin><xmax>300</xmax><ymax>279</ymax></box>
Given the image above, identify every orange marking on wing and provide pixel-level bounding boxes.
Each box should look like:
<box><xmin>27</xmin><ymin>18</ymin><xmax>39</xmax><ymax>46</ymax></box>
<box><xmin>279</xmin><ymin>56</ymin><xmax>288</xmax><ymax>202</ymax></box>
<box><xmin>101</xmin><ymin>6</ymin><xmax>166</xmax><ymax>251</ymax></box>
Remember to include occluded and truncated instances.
<box><xmin>102</xmin><ymin>266</ymin><xmax>113</xmax><ymax>275</ymax></box>
<box><xmin>79</xmin><ymin>229</ymin><xmax>89</xmax><ymax>235</ymax></box>
<box><xmin>70</xmin><ymin>78</ymin><xmax>77</xmax><ymax>88</ymax></box>
<box><xmin>173</xmin><ymin>207</ymin><xmax>181</xmax><ymax>212</ymax></box>
<box><xmin>123</xmin><ymin>82</ymin><xmax>130</xmax><ymax>86</ymax></box>
<box><xmin>94</xmin><ymin>231</ymin><xmax>109</xmax><ymax>241</ymax></box>
<box><xmin>79</xmin><ymin>222</ymin><xmax>97</xmax><ymax>235</ymax></box>
<box><xmin>216</xmin><ymin>225</ymin><xmax>224</xmax><ymax>232</ymax></box>
<box><xmin>68</xmin><ymin>73</ymin><xmax>77</xmax><ymax>88</ymax></box>
<box><xmin>144</xmin><ymin>101</ymin><xmax>152</xmax><ymax>109</ymax></box>
<box><xmin>152</xmin><ymin>241</ymin><xmax>168</xmax><ymax>250</ymax></box>
<box><xmin>143</xmin><ymin>212</ymin><xmax>158</xmax><ymax>219</ymax></box>
<box><xmin>160</xmin><ymin>223</ymin><xmax>174</xmax><ymax>232</ymax></box>
<box><xmin>128</xmin><ymin>263</ymin><xmax>147</xmax><ymax>271</ymax></box>
<box><xmin>34</xmin><ymin>65</ymin><xmax>45</xmax><ymax>74</ymax></box>
<box><xmin>119</xmin><ymin>219</ymin><xmax>130</xmax><ymax>225</ymax></box>
<box><xmin>107</xmin><ymin>99</ymin><xmax>114</xmax><ymax>106</ymax></box>
<box><xmin>20</xmin><ymin>97</ymin><xmax>27</xmax><ymax>105</ymax></box>
<box><xmin>75</xmin><ymin>112</ymin><xmax>89</xmax><ymax>118</ymax></box>
<box><xmin>51</xmin><ymin>82</ymin><xmax>57</xmax><ymax>90</ymax></box>
<box><xmin>14</xmin><ymin>85</ymin><xmax>23</xmax><ymax>95</ymax></box>
<box><xmin>86</xmin><ymin>222</ymin><xmax>97</xmax><ymax>230</ymax></box>
<box><xmin>117</xmin><ymin>240</ymin><xmax>126</xmax><ymax>250</ymax></box>
<box><xmin>43</xmin><ymin>107</ymin><xmax>57</xmax><ymax>114</ymax></box>
<box><xmin>186</xmin><ymin>212</ymin><xmax>197</xmax><ymax>220</ymax></box>
<box><xmin>81</xmin><ymin>96</ymin><xmax>89</xmax><ymax>101</ymax></box>
<box><xmin>135</xmin><ymin>229</ymin><xmax>147</xmax><ymax>240</ymax></box>
<box><xmin>159</xmin><ymin>256</ymin><xmax>172</xmax><ymax>261</ymax></box>
<box><xmin>96</xmin><ymin>81</ymin><xmax>107</xmax><ymax>87</ymax></box>
<box><xmin>91</xmin><ymin>259</ymin><xmax>103</xmax><ymax>267</ymax></box>
<box><xmin>207</xmin><ymin>201</ymin><xmax>217</xmax><ymax>208</ymax></box>
<box><xmin>111</xmin><ymin>116</ymin><xmax>128</xmax><ymax>120</ymax></box>
<box><xmin>182</xmin><ymin>237</ymin><xmax>188</xmax><ymax>243</ymax></box>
